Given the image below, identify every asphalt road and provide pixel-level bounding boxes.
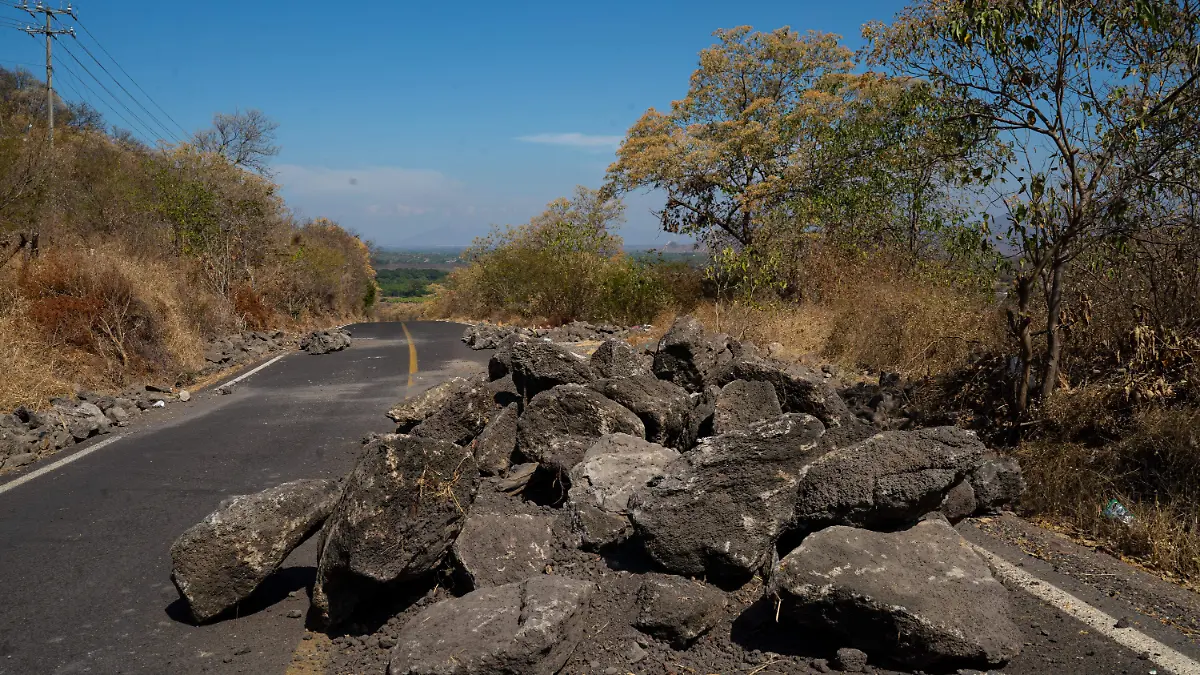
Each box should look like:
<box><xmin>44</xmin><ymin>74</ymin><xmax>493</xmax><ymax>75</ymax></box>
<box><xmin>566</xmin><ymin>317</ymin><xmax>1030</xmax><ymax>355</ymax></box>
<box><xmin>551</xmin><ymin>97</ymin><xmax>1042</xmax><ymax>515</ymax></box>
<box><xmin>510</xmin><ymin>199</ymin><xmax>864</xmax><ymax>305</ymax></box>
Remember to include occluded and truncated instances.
<box><xmin>0</xmin><ymin>321</ymin><xmax>486</xmax><ymax>675</ymax></box>
<box><xmin>2</xmin><ymin>320</ymin><xmax>1199</xmax><ymax>675</ymax></box>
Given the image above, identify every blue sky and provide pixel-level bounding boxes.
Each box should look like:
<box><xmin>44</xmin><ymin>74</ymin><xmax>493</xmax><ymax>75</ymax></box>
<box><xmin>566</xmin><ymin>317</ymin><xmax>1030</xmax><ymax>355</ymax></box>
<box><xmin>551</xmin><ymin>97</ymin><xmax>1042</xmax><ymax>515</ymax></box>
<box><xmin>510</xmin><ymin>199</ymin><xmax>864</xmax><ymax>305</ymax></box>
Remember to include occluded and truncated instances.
<box><xmin>1</xmin><ymin>0</ymin><xmax>908</xmax><ymax>247</ymax></box>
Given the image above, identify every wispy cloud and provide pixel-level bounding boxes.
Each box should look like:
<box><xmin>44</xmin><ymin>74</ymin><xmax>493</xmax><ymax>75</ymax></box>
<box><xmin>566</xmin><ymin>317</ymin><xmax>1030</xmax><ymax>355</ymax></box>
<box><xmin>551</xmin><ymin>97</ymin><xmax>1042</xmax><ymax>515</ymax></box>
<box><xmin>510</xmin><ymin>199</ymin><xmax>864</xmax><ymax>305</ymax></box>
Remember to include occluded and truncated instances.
<box><xmin>517</xmin><ymin>132</ymin><xmax>622</xmax><ymax>150</ymax></box>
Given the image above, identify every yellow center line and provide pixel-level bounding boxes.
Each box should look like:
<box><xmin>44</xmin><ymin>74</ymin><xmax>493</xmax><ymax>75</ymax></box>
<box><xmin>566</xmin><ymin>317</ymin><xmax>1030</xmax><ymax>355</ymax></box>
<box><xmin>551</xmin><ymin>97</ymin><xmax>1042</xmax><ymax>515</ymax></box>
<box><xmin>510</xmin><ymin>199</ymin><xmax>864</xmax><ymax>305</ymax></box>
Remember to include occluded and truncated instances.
<box><xmin>401</xmin><ymin>322</ymin><xmax>419</xmax><ymax>387</ymax></box>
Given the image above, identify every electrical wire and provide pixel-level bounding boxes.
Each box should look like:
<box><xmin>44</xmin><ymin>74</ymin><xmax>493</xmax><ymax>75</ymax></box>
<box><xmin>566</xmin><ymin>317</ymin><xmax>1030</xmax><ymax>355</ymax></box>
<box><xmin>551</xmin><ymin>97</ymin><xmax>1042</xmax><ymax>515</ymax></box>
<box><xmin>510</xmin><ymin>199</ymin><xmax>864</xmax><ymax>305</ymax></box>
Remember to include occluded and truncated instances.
<box><xmin>55</xmin><ymin>46</ymin><xmax>157</xmax><ymax>143</ymax></box>
<box><xmin>72</xmin><ymin>16</ymin><xmax>188</xmax><ymax>139</ymax></box>
<box><xmin>55</xmin><ymin>60</ymin><xmax>148</xmax><ymax>142</ymax></box>
<box><xmin>67</xmin><ymin>30</ymin><xmax>180</xmax><ymax>143</ymax></box>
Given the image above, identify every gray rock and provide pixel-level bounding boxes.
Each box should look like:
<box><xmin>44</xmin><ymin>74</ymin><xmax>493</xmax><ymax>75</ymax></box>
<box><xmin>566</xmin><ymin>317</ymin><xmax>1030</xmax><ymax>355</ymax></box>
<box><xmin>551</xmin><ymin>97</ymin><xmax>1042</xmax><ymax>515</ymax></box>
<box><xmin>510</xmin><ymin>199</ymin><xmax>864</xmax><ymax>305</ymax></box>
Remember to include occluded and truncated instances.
<box><xmin>517</xmin><ymin>384</ymin><xmax>644</xmax><ymax>476</ymax></box>
<box><xmin>771</xmin><ymin>519</ymin><xmax>1022</xmax><ymax>669</ymax></box>
<box><xmin>510</xmin><ymin>341</ymin><xmax>596</xmax><ymax>400</ymax></box>
<box><xmin>630</xmin><ymin>414</ymin><xmax>827</xmax><ymax>586</ymax></box>
<box><xmin>940</xmin><ymin>479</ymin><xmax>978</xmax><ymax>523</ymax></box>
<box><xmin>462</xmin><ymin>324</ymin><xmax>509</xmax><ymax>350</ymax></box>
<box><xmin>687</xmin><ymin>385</ymin><xmax>720</xmax><ymax>443</ymax></box>
<box><xmin>410</xmin><ymin>377</ymin><xmax>499</xmax><ymax>446</ymax></box>
<box><xmin>387</xmin><ymin>576</ymin><xmax>595</xmax><ymax>675</ymax></box>
<box><xmin>791</xmin><ymin>426</ymin><xmax>986</xmax><ymax>534</ymax></box>
<box><xmin>634</xmin><ymin>574</ymin><xmax>726</xmax><ymax>648</ymax></box>
<box><xmin>178</xmin><ymin>390</ymin><xmax>192</xmax><ymax>402</ymax></box>
<box><xmin>388</xmin><ymin>379</ymin><xmax>470</xmax><ymax>432</ymax></box>
<box><xmin>496</xmin><ymin>463</ymin><xmax>539</xmax><ymax>494</ymax></box>
<box><xmin>314</xmin><ymin>435</ymin><xmax>478</xmax><ymax>625</ymax></box>
<box><xmin>652</xmin><ymin>316</ymin><xmax>734</xmax><ymax>393</ymax></box>
<box><xmin>717</xmin><ymin>355</ymin><xmax>852</xmax><ymax>428</ymax></box>
<box><xmin>486</xmin><ymin>333</ymin><xmax>533</xmax><ymax>381</ymax></box>
<box><xmin>472</xmin><ymin>404</ymin><xmax>518</xmax><ymax>476</ymax></box>
<box><xmin>450</xmin><ymin>511</ymin><xmax>558</xmax><ymax>590</ymax></box>
<box><xmin>590</xmin><ymin>376</ymin><xmax>694</xmax><ymax>450</ymax></box>
<box><xmin>589</xmin><ymin>339</ymin><xmax>650</xmax><ymax>379</ymax></box>
<box><xmin>713</xmin><ymin>379</ymin><xmax>782</xmax><ymax>435</ymax></box>
<box><xmin>170</xmin><ymin>479</ymin><xmax>341</xmax><ymax>623</ymax></box>
<box><xmin>2</xmin><ymin>452</ymin><xmax>36</xmax><ymax>470</ymax></box>
<box><xmin>834</xmin><ymin>647</ymin><xmax>869</xmax><ymax>672</ymax></box>
<box><xmin>300</xmin><ymin>329</ymin><xmax>352</xmax><ymax>355</ymax></box>
<box><xmin>970</xmin><ymin>454</ymin><xmax>1025</xmax><ymax>514</ymax></box>
<box><xmin>106</xmin><ymin>406</ymin><xmax>130</xmax><ymax>426</ymax></box>
<box><xmin>567</xmin><ymin>434</ymin><xmax>680</xmax><ymax>549</ymax></box>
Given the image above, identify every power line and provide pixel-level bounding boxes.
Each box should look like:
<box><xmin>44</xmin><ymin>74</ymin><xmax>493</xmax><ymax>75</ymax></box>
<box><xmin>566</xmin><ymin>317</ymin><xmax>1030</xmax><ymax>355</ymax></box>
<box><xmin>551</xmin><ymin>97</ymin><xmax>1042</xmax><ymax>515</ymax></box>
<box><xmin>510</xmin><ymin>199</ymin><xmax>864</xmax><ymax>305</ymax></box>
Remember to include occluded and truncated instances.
<box><xmin>72</xmin><ymin>16</ymin><xmax>188</xmax><ymax>139</ymax></box>
<box><xmin>55</xmin><ymin>59</ymin><xmax>150</xmax><ymax>144</ymax></box>
<box><xmin>9</xmin><ymin>1</ymin><xmax>74</xmax><ymax>147</ymax></box>
<box><xmin>55</xmin><ymin>40</ymin><xmax>160</xmax><ymax>143</ymax></box>
<box><xmin>66</xmin><ymin>26</ymin><xmax>180</xmax><ymax>143</ymax></box>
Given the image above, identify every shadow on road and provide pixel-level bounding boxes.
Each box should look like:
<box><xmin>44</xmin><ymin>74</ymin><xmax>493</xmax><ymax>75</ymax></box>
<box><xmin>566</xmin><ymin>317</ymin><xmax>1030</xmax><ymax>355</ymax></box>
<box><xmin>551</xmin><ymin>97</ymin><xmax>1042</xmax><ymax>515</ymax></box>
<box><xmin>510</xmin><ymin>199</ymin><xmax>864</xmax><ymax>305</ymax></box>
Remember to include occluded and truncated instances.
<box><xmin>165</xmin><ymin>565</ymin><xmax>317</xmax><ymax>626</ymax></box>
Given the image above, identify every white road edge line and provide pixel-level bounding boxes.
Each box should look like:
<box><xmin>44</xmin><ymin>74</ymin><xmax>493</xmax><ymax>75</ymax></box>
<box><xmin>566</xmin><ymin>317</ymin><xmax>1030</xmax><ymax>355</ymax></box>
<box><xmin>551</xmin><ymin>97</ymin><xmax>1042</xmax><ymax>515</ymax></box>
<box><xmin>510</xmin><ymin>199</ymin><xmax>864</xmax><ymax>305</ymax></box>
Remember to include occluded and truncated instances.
<box><xmin>0</xmin><ymin>435</ymin><xmax>126</xmax><ymax>497</ymax></box>
<box><xmin>973</xmin><ymin>543</ymin><xmax>1200</xmax><ymax>675</ymax></box>
<box><xmin>217</xmin><ymin>354</ymin><xmax>287</xmax><ymax>389</ymax></box>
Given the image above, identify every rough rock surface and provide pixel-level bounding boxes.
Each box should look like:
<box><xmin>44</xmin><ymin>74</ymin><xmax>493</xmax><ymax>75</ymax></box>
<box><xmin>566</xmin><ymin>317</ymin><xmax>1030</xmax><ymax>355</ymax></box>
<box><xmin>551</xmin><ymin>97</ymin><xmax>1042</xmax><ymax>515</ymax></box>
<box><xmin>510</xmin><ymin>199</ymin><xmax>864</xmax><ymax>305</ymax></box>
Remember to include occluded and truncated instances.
<box><xmin>300</xmin><ymin>329</ymin><xmax>352</xmax><ymax>355</ymax></box>
<box><xmin>634</xmin><ymin>574</ymin><xmax>727</xmax><ymax>648</ymax></box>
<box><xmin>388</xmin><ymin>379</ymin><xmax>470</xmax><ymax>432</ymax></box>
<box><xmin>771</xmin><ymin>519</ymin><xmax>1022</xmax><ymax>669</ymax></box>
<box><xmin>509</xmin><ymin>341</ymin><xmax>596</xmax><ymax>400</ymax></box>
<box><xmin>791</xmin><ymin>426</ymin><xmax>986</xmax><ymax>534</ymax></box>
<box><xmin>652</xmin><ymin>316</ymin><xmax>733</xmax><ymax>393</ymax></box>
<box><xmin>386</xmin><ymin>576</ymin><xmax>595</xmax><ymax>675</ymax></box>
<box><xmin>516</xmin><ymin>384</ymin><xmax>644</xmax><ymax>475</ymax></box>
<box><xmin>589</xmin><ymin>375</ymin><xmax>694</xmax><ymax>450</ymax></box>
<box><xmin>566</xmin><ymin>434</ymin><xmax>680</xmax><ymax>549</ymax></box>
<box><xmin>589</xmin><ymin>339</ymin><xmax>650</xmax><ymax>379</ymax></box>
<box><xmin>630</xmin><ymin>414</ymin><xmax>827</xmax><ymax>586</ymax></box>
<box><xmin>202</xmin><ymin>330</ymin><xmax>287</xmax><ymax>373</ymax></box>
<box><xmin>314</xmin><ymin>435</ymin><xmax>478</xmax><ymax>624</ymax></box>
<box><xmin>717</xmin><ymin>355</ymin><xmax>852</xmax><ymax>428</ymax></box>
<box><xmin>970</xmin><ymin>453</ymin><xmax>1026</xmax><ymax>514</ymax></box>
<box><xmin>939</xmin><ymin>479</ymin><xmax>978</xmax><ymax>523</ymax></box>
<box><xmin>472</xmin><ymin>404</ymin><xmax>518</xmax><ymax>476</ymax></box>
<box><xmin>170</xmin><ymin>479</ymin><xmax>341</xmax><ymax>623</ymax></box>
<box><xmin>449</xmin><ymin>511</ymin><xmax>559</xmax><ymax>590</ymax></box>
<box><xmin>410</xmin><ymin>377</ymin><xmax>499</xmax><ymax>446</ymax></box>
<box><xmin>713</xmin><ymin>379</ymin><xmax>783</xmax><ymax>434</ymax></box>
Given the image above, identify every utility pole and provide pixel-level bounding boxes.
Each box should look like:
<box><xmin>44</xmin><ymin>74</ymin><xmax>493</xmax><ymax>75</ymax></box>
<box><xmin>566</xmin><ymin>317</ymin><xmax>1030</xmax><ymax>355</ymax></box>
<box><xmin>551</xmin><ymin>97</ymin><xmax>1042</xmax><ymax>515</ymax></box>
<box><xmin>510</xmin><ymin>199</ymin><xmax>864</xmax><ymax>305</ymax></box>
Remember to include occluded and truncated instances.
<box><xmin>13</xmin><ymin>2</ymin><xmax>76</xmax><ymax>148</ymax></box>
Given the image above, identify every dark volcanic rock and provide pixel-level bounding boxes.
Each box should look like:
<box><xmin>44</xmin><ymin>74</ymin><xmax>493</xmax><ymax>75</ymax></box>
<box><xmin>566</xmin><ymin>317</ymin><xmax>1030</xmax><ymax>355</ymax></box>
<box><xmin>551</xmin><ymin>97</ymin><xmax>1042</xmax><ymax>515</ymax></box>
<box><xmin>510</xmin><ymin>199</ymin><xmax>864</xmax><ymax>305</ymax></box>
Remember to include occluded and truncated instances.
<box><xmin>388</xmin><ymin>379</ymin><xmax>471</xmax><ymax>433</ymax></box>
<box><xmin>634</xmin><ymin>574</ymin><xmax>727</xmax><ymax>649</ymax></box>
<box><xmin>517</xmin><ymin>384</ymin><xmax>645</xmax><ymax>475</ymax></box>
<box><xmin>510</xmin><ymin>341</ymin><xmax>596</xmax><ymax>400</ymax></box>
<box><xmin>300</xmin><ymin>329</ymin><xmax>351</xmax><ymax>355</ymax></box>
<box><xmin>652</xmin><ymin>316</ymin><xmax>734</xmax><ymax>393</ymax></box>
<box><xmin>939</xmin><ymin>479</ymin><xmax>978</xmax><ymax>523</ymax></box>
<box><xmin>170</xmin><ymin>479</ymin><xmax>341</xmax><ymax>623</ymax></box>
<box><xmin>314</xmin><ymin>435</ymin><xmax>478</xmax><ymax>625</ymax></box>
<box><xmin>387</xmin><ymin>576</ymin><xmax>595</xmax><ymax>675</ymax></box>
<box><xmin>713</xmin><ymin>379</ymin><xmax>783</xmax><ymax>435</ymax></box>
<box><xmin>410</xmin><ymin>377</ymin><xmax>499</xmax><ymax>446</ymax></box>
<box><xmin>450</xmin><ymin>511</ymin><xmax>559</xmax><ymax>591</ymax></box>
<box><xmin>791</xmin><ymin>426</ymin><xmax>986</xmax><ymax>534</ymax></box>
<box><xmin>589</xmin><ymin>339</ymin><xmax>650</xmax><ymax>379</ymax></box>
<box><xmin>487</xmin><ymin>332</ymin><xmax>534</xmax><ymax>380</ymax></box>
<box><xmin>970</xmin><ymin>453</ymin><xmax>1026</xmax><ymax>514</ymax></box>
<box><xmin>771</xmin><ymin>519</ymin><xmax>1022</xmax><ymax>669</ymax></box>
<box><xmin>590</xmin><ymin>375</ymin><xmax>693</xmax><ymax>450</ymax></box>
<box><xmin>630</xmin><ymin>414</ymin><xmax>827</xmax><ymax>586</ymax></box>
<box><xmin>472</xmin><ymin>404</ymin><xmax>519</xmax><ymax>476</ymax></box>
<box><xmin>717</xmin><ymin>355</ymin><xmax>851</xmax><ymax>428</ymax></box>
<box><xmin>567</xmin><ymin>434</ymin><xmax>680</xmax><ymax>549</ymax></box>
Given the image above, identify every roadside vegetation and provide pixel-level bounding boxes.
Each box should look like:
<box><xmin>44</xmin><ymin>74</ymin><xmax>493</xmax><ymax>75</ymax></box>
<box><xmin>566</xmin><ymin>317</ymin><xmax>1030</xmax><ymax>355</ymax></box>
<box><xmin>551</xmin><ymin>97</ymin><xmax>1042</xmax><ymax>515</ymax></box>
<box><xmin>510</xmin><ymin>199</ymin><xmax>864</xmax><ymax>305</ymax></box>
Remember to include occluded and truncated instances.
<box><xmin>0</xmin><ymin>67</ymin><xmax>377</xmax><ymax>411</ymax></box>
<box><xmin>429</xmin><ymin>2</ymin><xmax>1200</xmax><ymax>584</ymax></box>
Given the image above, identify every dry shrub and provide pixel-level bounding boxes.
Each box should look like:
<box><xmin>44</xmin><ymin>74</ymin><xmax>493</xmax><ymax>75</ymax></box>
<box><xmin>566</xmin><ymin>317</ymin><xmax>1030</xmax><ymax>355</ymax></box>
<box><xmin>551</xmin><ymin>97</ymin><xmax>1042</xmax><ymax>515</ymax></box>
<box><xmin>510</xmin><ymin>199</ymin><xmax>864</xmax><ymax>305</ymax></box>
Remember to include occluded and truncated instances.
<box><xmin>232</xmin><ymin>283</ymin><xmax>272</xmax><ymax>331</ymax></box>
<box><xmin>0</xmin><ymin>289</ymin><xmax>73</xmax><ymax>410</ymax></box>
<box><xmin>688</xmin><ymin>301</ymin><xmax>835</xmax><ymax>361</ymax></box>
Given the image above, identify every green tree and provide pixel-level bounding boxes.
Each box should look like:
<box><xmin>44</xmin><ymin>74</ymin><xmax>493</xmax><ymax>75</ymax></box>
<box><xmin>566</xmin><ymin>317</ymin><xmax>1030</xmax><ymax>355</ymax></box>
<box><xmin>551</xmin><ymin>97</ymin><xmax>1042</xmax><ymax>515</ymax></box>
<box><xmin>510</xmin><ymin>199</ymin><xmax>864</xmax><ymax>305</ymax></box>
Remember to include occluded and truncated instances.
<box><xmin>867</xmin><ymin>0</ymin><xmax>1200</xmax><ymax>412</ymax></box>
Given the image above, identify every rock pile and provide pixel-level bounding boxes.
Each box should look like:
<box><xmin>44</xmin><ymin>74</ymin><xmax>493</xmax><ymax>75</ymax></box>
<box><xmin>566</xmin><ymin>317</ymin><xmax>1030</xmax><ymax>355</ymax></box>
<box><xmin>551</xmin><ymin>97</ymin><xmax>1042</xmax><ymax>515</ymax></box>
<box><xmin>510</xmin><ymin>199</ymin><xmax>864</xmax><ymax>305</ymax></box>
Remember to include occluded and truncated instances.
<box><xmin>202</xmin><ymin>330</ymin><xmax>288</xmax><ymax>374</ymax></box>
<box><xmin>300</xmin><ymin>329</ymin><xmax>352</xmax><ymax>355</ymax></box>
<box><xmin>169</xmin><ymin>316</ymin><xmax>1027</xmax><ymax>673</ymax></box>
<box><xmin>462</xmin><ymin>321</ymin><xmax>653</xmax><ymax>350</ymax></box>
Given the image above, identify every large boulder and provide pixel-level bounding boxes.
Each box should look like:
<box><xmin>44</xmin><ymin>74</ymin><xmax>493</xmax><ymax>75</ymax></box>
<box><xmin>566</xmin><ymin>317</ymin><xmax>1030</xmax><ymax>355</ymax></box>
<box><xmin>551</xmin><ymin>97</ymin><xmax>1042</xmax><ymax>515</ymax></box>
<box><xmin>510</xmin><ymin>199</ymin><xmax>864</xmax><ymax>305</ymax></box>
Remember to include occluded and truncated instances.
<box><xmin>450</xmin><ymin>511</ymin><xmax>559</xmax><ymax>591</ymax></box>
<box><xmin>713</xmin><ymin>379</ymin><xmax>782</xmax><ymax>435</ymax></box>
<box><xmin>771</xmin><ymin>519</ymin><xmax>1022</xmax><ymax>669</ymax></box>
<box><xmin>388</xmin><ymin>379</ymin><xmax>471</xmax><ymax>433</ymax></box>
<box><xmin>516</xmin><ymin>384</ymin><xmax>644</xmax><ymax>476</ymax></box>
<box><xmin>472</xmin><ymin>404</ymin><xmax>519</xmax><ymax>476</ymax></box>
<box><xmin>717</xmin><ymin>355</ymin><xmax>852</xmax><ymax>428</ymax></box>
<box><xmin>387</xmin><ymin>576</ymin><xmax>595</xmax><ymax>675</ymax></box>
<box><xmin>630</xmin><ymin>414</ymin><xmax>827</xmax><ymax>586</ymax></box>
<box><xmin>170</xmin><ymin>479</ymin><xmax>341</xmax><ymax>623</ymax></box>
<box><xmin>509</xmin><ymin>341</ymin><xmax>596</xmax><ymax>400</ymax></box>
<box><xmin>314</xmin><ymin>436</ymin><xmax>478</xmax><ymax>624</ymax></box>
<box><xmin>486</xmin><ymin>333</ymin><xmax>533</xmax><ymax>381</ymax></box>
<box><xmin>300</xmin><ymin>329</ymin><xmax>351</xmax><ymax>355</ymax></box>
<box><xmin>410</xmin><ymin>377</ymin><xmax>499</xmax><ymax>446</ymax></box>
<box><xmin>970</xmin><ymin>453</ymin><xmax>1025</xmax><ymax>514</ymax></box>
<box><xmin>589</xmin><ymin>376</ymin><xmax>694</xmax><ymax>450</ymax></box>
<box><xmin>791</xmin><ymin>426</ymin><xmax>986</xmax><ymax>535</ymax></box>
<box><xmin>652</xmin><ymin>316</ymin><xmax>734</xmax><ymax>393</ymax></box>
<box><xmin>567</xmin><ymin>434</ymin><xmax>680</xmax><ymax>549</ymax></box>
<box><xmin>634</xmin><ymin>574</ymin><xmax>727</xmax><ymax>649</ymax></box>
<box><xmin>589</xmin><ymin>339</ymin><xmax>650</xmax><ymax>379</ymax></box>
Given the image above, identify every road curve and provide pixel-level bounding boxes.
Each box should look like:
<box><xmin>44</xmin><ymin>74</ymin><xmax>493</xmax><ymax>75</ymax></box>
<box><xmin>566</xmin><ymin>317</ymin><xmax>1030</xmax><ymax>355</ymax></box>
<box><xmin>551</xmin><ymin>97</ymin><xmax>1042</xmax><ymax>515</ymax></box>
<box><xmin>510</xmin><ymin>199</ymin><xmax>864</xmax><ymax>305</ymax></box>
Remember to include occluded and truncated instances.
<box><xmin>0</xmin><ymin>321</ymin><xmax>485</xmax><ymax>675</ymax></box>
